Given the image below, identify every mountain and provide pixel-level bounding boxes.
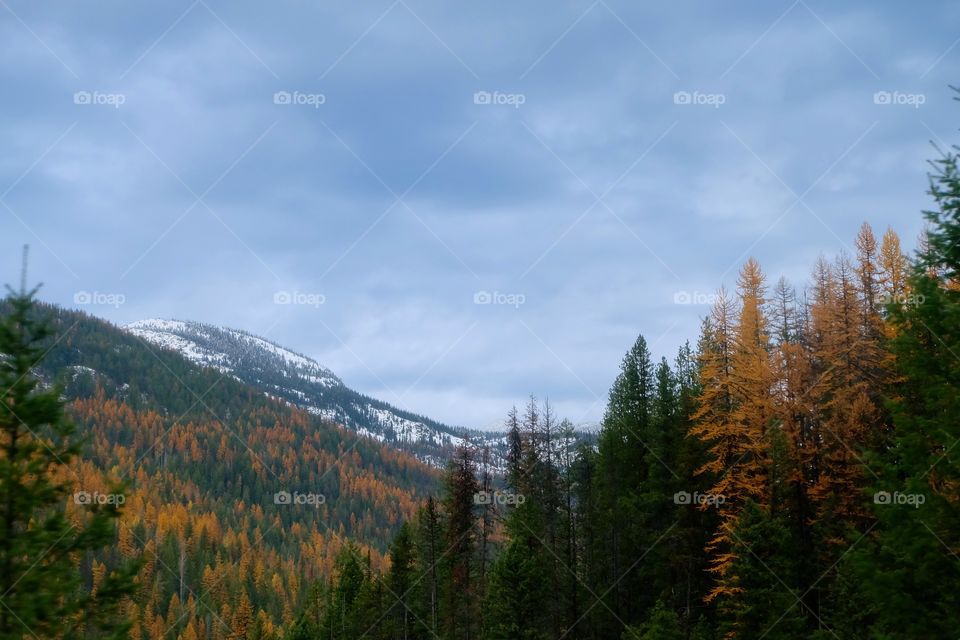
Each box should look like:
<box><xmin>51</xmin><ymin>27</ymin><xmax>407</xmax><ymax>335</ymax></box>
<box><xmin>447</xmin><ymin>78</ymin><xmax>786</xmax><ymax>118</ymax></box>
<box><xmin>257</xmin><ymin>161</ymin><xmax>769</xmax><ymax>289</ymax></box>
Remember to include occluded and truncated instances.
<box><xmin>125</xmin><ymin>319</ymin><xmax>509</xmax><ymax>469</ymax></box>
<box><xmin>11</xmin><ymin>300</ymin><xmax>447</xmax><ymax>632</ymax></box>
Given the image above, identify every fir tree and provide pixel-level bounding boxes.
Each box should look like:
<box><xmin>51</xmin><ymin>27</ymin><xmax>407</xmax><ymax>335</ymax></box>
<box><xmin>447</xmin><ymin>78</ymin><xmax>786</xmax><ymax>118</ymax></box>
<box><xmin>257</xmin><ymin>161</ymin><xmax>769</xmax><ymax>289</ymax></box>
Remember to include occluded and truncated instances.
<box><xmin>855</xmin><ymin>132</ymin><xmax>960</xmax><ymax>638</ymax></box>
<box><xmin>0</xmin><ymin>280</ymin><xmax>139</xmax><ymax>640</ymax></box>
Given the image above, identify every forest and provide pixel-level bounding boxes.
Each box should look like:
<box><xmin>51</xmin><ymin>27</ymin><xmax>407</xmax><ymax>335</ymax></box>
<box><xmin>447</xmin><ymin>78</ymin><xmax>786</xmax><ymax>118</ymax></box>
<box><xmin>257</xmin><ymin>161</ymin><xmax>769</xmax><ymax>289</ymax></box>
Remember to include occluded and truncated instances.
<box><xmin>276</xmin><ymin>143</ymin><xmax>959</xmax><ymax>639</ymax></box>
<box><xmin>2</xmin><ymin>124</ymin><xmax>960</xmax><ymax>640</ymax></box>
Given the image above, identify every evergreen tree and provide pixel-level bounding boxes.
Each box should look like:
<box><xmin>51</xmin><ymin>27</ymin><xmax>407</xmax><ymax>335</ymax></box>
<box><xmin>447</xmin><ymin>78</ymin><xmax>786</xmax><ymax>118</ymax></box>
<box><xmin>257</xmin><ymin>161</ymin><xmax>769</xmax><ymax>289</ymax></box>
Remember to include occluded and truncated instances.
<box><xmin>622</xmin><ymin>600</ymin><xmax>683</xmax><ymax>640</ymax></box>
<box><xmin>413</xmin><ymin>496</ymin><xmax>443</xmax><ymax>638</ymax></box>
<box><xmin>441</xmin><ymin>446</ymin><xmax>479</xmax><ymax>640</ymax></box>
<box><xmin>481</xmin><ymin>540</ymin><xmax>548</xmax><ymax>640</ymax></box>
<box><xmin>855</xmin><ymin>134</ymin><xmax>960</xmax><ymax>638</ymax></box>
<box><xmin>0</xmin><ymin>282</ymin><xmax>139</xmax><ymax>640</ymax></box>
<box><xmin>592</xmin><ymin>335</ymin><xmax>655</xmax><ymax>633</ymax></box>
<box><xmin>716</xmin><ymin>502</ymin><xmax>805</xmax><ymax>640</ymax></box>
<box><xmin>385</xmin><ymin>522</ymin><xmax>416</xmax><ymax>639</ymax></box>
<box><xmin>318</xmin><ymin>545</ymin><xmax>367</xmax><ymax>639</ymax></box>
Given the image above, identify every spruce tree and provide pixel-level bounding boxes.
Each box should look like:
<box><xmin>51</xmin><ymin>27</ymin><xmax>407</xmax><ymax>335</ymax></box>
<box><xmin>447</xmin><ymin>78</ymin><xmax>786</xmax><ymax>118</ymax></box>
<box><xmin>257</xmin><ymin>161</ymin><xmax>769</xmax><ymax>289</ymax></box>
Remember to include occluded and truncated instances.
<box><xmin>0</xmin><ymin>282</ymin><xmax>139</xmax><ymax>640</ymax></box>
<box><xmin>716</xmin><ymin>501</ymin><xmax>805</xmax><ymax>640</ymax></box>
<box><xmin>385</xmin><ymin>522</ymin><xmax>416</xmax><ymax>639</ymax></box>
<box><xmin>855</xmin><ymin>133</ymin><xmax>960</xmax><ymax>638</ymax></box>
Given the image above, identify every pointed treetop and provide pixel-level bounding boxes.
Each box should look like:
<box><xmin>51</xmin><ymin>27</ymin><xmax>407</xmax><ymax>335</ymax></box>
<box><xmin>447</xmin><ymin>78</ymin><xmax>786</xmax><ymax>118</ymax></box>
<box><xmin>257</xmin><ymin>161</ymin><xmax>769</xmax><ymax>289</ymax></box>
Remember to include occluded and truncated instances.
<box><xmin>20</xmin><ymin>245</ymin><xmax>29</xmax><ymax>295</ymax></box>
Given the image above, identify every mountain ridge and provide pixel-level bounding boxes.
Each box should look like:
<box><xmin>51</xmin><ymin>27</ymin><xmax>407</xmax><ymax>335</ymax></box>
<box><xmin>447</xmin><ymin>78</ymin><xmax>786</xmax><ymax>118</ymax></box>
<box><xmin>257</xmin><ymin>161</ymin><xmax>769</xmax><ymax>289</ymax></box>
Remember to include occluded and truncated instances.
<box><xmin>124</xmin><ymin>318</ymin><xmax>509</xmax><ymax>469</ymax></box>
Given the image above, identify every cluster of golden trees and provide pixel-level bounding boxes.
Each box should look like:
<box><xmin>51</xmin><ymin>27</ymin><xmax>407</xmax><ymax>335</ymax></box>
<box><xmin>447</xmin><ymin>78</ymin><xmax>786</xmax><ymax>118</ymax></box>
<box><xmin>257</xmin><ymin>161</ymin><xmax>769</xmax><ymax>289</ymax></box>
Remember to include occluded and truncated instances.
<box><xmin>65</xmin><ymin>390</ymin><xmax>438</xmax><ymax>640</ymax></box>
<box><xmin>692</xmin><ymin>223</ymin><xmax>909</xmax><ymax>599</ymax></box>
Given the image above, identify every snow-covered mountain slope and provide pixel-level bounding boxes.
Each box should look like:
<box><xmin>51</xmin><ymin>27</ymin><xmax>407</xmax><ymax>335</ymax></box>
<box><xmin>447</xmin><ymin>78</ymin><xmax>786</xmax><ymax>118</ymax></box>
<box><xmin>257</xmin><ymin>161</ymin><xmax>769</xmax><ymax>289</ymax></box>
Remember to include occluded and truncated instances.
<box><xmin>125</xmin><ymin>319</ymin><xmax>507</xmax><ymax>467</ymax></box>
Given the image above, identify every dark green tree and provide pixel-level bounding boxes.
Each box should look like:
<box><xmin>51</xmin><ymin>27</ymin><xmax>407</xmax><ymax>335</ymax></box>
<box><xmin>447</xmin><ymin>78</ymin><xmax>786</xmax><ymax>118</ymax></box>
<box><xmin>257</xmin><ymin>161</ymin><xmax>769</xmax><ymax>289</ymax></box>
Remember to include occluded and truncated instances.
<box><xmin>441</xmin><ymin>446</ymin><xmax>479</xmax><ymax>640</ymax></box>
<box><xmin>716</xmin><ymin>501</ymin><xmax>806</xmax><ymax>640</ymax></box>
<box><xmin>318</xmin><ymin>544</ymin><xmax>368</xmax><ymax>639</ymax></box>
<box><xmin>622</xmin><ymin>600</ymin><xmax>683</xmax><ymax>640</ymax></box>
<box><xmin>0</xmin><ymin>282</ymin><xmax>139</xmax><ymax>640</ymax></box>
<box><xmin>481</xmin><ymin>539</ymin><xmax>548</xmax><ymax>640</ymax></box>
<box><xmin>853</xmin><ymin>123</ymin><xmax>960</xmax><ymax>638</ymax></box>
<box><xmin>591</xmin><ymin>335</ymin><xmax>655</xmax><ymax>634</ymax></box>
<box><xmin>385</xmin><ymin>522</ymin><xmax>417</xmax><ymax>639</ymax></box>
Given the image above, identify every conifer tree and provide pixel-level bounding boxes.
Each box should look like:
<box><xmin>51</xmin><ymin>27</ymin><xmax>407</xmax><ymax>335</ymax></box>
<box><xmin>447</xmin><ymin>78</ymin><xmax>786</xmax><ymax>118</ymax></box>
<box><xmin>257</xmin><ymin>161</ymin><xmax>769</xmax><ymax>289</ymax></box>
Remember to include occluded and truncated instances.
<box><xmin>442</xmin><ymin>446</ymin><xmax>479</xmax><ymax>640</ymax></box>
<box><xmin>692</xmin><ymin>260</ymin><xmax>773</xmax><ymax>598</ymax></box>
<box><xmin>385</xmin><ymin>522</ymin><xmax>416</xmax><ymax>639</ymax></box>
<box><xmin>716</xmin><ymin>501</ymin><xmax>805</xmax><ymax>640</ymax></box>
<box><xmin>592</xmin><ymin>334</ymin><xmax>655</xmax><ymax>632</ymax></box>
<box><xmin>0</xmin><ymin>281</ymin><xmax>139</xmax><ymax>640</ymax></box>
<box><xmin>855</xmin><ymin>137</ymin><xmax>960</xmax><ymax>638</ymax></box>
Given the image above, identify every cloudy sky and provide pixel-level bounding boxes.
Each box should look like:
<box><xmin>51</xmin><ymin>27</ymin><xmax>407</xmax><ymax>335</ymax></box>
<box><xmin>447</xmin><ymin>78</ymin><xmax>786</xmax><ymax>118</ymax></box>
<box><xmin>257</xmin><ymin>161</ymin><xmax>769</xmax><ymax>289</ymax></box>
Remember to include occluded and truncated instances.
<box><xmin>1</xmin><ymin>1</ymin><xmax>956</xmax><ymax>429</ymax></box>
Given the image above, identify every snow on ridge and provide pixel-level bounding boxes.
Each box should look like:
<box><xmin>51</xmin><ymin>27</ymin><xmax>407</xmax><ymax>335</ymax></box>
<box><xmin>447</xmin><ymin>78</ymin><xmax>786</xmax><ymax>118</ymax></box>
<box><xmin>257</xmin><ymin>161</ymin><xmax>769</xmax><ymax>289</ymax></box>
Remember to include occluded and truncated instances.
<box><xmin>124</xmin><ymin>319</ymin><xmax>339</xmax><ymax>386</ymax></box>
<box><xmin>123</xmin><ymin>319</ymin><xmax>508</xmax><ymax>471</ymax></box>
<box><xmin>127</xmin><ymin>321</ymin><xmax>232</xmax><ymax>373</ymax></box>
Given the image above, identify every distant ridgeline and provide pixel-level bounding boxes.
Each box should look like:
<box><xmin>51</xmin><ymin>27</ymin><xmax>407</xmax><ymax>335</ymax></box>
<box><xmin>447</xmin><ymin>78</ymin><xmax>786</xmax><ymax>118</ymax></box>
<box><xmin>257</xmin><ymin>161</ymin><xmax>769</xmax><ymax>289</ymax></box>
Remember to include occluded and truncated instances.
<box><xmin>125</xmin><ymin>319</ymin><xmax>511</xmax><ymax>471</ymax></box>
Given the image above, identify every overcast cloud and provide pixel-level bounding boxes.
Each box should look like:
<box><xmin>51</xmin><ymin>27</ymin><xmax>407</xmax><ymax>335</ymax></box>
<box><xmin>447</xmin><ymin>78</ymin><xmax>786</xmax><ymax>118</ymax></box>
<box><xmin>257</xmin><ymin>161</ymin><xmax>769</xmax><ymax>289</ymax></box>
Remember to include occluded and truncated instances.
<box><xmin>1</xmin><ymin>0</ymin><xmax>955</xmax><ymax>429</ymax></box>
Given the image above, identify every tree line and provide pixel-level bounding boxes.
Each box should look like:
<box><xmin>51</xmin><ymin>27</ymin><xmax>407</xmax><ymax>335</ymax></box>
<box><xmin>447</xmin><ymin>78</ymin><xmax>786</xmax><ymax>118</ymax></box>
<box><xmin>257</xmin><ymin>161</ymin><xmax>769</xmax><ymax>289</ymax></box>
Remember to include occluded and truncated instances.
<box><xmin>281</xmin><ymin>148</ymin><xmax>960</xmax><ymax>638</ymax></box>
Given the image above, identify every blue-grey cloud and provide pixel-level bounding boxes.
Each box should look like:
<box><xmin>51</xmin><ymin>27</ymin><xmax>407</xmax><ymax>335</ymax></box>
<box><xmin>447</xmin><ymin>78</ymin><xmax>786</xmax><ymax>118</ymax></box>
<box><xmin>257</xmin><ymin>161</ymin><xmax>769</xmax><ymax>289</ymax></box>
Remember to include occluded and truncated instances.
<box><xmin>1</xmin><ymin>0</ymin><xmax>956</xmax><ymax>429</ymax></box>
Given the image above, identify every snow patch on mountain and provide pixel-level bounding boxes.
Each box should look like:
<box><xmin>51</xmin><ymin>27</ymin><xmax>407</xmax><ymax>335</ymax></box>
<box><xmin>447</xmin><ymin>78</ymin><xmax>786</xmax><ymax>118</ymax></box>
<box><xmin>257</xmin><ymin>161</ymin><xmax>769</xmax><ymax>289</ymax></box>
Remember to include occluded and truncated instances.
<box><xmin>124</xmin><ymin>319</ymin><xmax>508</xmax><ymax>469</ymax></box>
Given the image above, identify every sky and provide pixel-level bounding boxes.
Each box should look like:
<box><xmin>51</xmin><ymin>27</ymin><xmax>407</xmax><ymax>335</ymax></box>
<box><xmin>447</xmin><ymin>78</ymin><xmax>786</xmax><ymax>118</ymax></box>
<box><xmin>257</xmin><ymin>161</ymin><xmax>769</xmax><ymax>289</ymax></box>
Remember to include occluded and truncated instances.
<box><xmin>1</xmin><ymin>1</ymin><xmax>956</xmax><ymax>430</ymax></box>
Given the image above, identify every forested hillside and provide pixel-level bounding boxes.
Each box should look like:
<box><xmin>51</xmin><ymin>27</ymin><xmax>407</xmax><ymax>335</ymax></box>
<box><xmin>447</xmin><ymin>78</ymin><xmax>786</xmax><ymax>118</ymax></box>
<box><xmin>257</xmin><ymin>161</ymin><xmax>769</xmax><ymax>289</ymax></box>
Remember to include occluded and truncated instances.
<box><xmin>0</xmin><ymin>302</ymin><xmax>443</xmax><ymax>639</ymax></box>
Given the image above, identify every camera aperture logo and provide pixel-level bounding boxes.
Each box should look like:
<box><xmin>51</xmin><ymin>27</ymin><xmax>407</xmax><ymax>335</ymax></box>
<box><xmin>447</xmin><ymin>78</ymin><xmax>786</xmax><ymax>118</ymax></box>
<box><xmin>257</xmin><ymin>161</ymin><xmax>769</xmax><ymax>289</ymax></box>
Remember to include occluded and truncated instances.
<box><xmin>473</xmin><ymin>90</ymin><xmax>526</xmax><ymax>109</ymax></box>
<box><xmin>73</xmin><ymin>90</ymin><xmax>126</xmax><ymax>109</ymax></box>
<box><xmin>473</xmin><ymin>290</ymin><xmax>526</xmax><ymax>308</ymax></box>
<box><xmin>873</xmin><ymin>90</ymin><xmax>925</xmax><ymax>108</ymax></box>
<box><xmin>273</xmin><ymin>290</ymin><xmax>325</xmax><ymax>307</ymax></box>
<box><xmin>673</xmin><ymin>290</ymin><xmax>718</xmax><ymax>305</ymax></box>
<box><xmin>874</xmin><ymin>291</ymin><xmax>925</xmax><ymax>307</ymax></box>
<box><xmin>474</xmin><ymin>491</ymin><xmax>525</xmax><ymax>506</ymax></box>
<box><xmin>674</xmin><ymin>490</ymin><xmax>725</xmax><ymax>506</ymax></box>
<box><xmin>273</xmin><ymin>91</ymin><xmax>326</xmax><ymax>108</ymax></box>
<box><xmin>74</xmin><ymin>291</ymin><xmax>126</xmax><ymax>308</ymax></box>
<box><xmin>74</xmin><ymin>491</ymin><xmax>125</xmax><ymax>506</ymax></box>
<box><xmin>673</xmin><ymin>91</ymin><xmax>725</xmax><ymax>108</ymax></box>
<box><xmin>873</xmin><ymin>491</ymin><xmax>925</xmax><ymax>508</ymax></box>
<box><xmin>273</xmin><ymin>490</ymin><xmax>326</xmax><ymax>507</ymax></box>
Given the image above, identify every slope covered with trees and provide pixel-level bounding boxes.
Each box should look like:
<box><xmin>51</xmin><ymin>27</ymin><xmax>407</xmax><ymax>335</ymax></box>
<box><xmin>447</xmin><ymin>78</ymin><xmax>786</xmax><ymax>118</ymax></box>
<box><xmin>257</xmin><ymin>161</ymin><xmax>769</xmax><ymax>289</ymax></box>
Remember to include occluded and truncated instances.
<box><xmin>0</xmin><ymin>300</ymin><xmax>443</xmax><ymax>640</ymax></box>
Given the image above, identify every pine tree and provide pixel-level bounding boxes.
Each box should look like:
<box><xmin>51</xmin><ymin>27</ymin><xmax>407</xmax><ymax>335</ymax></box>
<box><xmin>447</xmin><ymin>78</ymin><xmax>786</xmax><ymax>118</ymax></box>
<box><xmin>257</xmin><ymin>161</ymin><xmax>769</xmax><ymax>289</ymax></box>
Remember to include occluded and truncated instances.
<box><xmin>854</xmin><ymin>136</ymin><xmax>960</xmax><ymax>638</ymax></box>
<box><xmin>592</xmin><ymin>335</ymin><xmax>655</xmax><ymax>632</ymax></box>
<box><xmin>385</xmin><ymin>522</ymin><xmax>416</xmax><ymax>639</ymax></box>
<box><xmin>441</xmin><ymin>446</ymin><xmax>479</xmax><ymax>640</ymax></box>
<box><xmin>481</xmin><ymin>540</ymin><xmax>548</xmax><ymax>640</ymax></box>
<box><xmin>414</xmin><ymin>496</ymin><xmax>443</xmax><ymax>638</ymax></box>
<box><xmin>0</xmin><ymin>281</ymin><xmax>139</xmax><ymax>640</ymax></box>
<box><xmin>622</xmin><ymin>600</ymin><xmax>684</xmax><ymax>640</ymax></box>
<box><xmin>716</xmin><ymin>501</ymin><xmax>805</xmax><ymax>640</ymax></box>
